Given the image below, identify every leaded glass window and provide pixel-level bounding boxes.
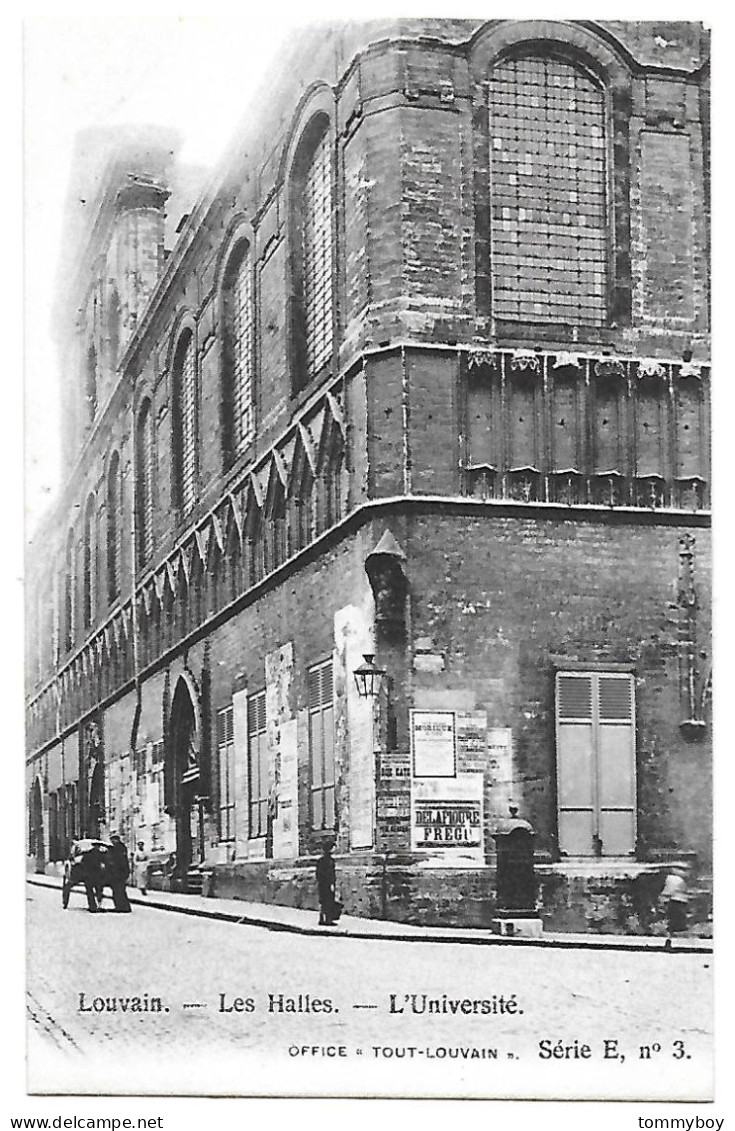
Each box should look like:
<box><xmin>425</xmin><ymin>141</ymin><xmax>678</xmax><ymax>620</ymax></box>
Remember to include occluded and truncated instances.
<box><xmin>490</xmin><ymin>55</ymin><xmax>608</xmax><ymax>325</ymax></box>
<box><xmin>302</xmin><ymin>129</ymin><xmax>333</xmax><ymax>378</ymax></box>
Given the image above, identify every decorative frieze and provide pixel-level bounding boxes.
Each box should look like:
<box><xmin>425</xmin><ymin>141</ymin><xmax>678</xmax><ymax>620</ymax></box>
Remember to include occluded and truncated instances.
<box><xmin>466</xmin><ymin>349</ymin><xmax>499</xmax><ymax>371</ymax></box>
<box><xmin>463</xmin><ymin>347</ymin><xmax>709</xmax><ymax>516</ymax></box>
<box><xmin>509</xmin><ymin>349</ymin><xmax>541</xmax><ymax>375</ymax></box>
<box><xmin>636</xmin><ymin>359</ymin><xmax>668</xmax><ymax>381</ymax></box>
<box><xmin>507</xmin><ymin>466</ymin><xmax>541</xmax><ymax>503</ymax></box>
<box><xmin>548</xmin><ymin>470</ymin><xmax>584</xmax><ymax>506</ymax></box>
<box><xmin>593</xmin><ymin>358</ymin><xmax>626</xmax><ymax>381</ymax></box>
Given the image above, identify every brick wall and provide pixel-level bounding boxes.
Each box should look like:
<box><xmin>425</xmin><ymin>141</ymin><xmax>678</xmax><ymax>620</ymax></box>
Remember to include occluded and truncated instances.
<box><xmin>399</xmin><ymin>510</ymin><xmax>712</xmax><ymax>864</ymax></box>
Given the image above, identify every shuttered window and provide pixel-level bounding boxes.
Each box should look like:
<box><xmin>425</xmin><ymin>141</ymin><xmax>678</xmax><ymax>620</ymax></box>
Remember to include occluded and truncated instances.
<box><xmin>230</xmin><ymin>248</ymin><xmax>254</xmax><ymax>453</ymax></box>
<box><xmin>247</xmin><ymin>691</ymin><xmax>268</xmax><ymax>838</ymax></box>
<box><xmin>137</xmin><ymin>401</ymin><xmax>154</xmax><ymax>564</ymax></box>
<box><xmin>217</xmin><ymin>705</ymin><xmax>235</xmax><ymax>842</ymax></box>
<box><xmin>309</xmin><ymin>658</ymin><xmax>335</xmax><ymax>830</ymax></box>
<box><xmin>178</xmin><ymin>334</ymin><xmax>197</xmax><ymax>513</ymax></box>
<box><xmin>302</xmin><ymin>130</ymin><xmax>333</xmax><ymax>377</ymax></box>
<box><xmin>555</xmin><ymin>671</ymin><xmax>636</xmax><ymax>857</ymax></box>
<box><xmin>490</xmin><ymin>55</ymin><xmax>608</xmax><ymax>326</ymax></box>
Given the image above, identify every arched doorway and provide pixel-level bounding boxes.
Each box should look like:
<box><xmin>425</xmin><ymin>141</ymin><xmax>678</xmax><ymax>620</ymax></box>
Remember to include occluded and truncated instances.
<box><xmin>29</xmin><ymin>778</ymin><xmax>44</xmax><ymax>874</ymax></box>
<box><xmin>170</xmin><ymin>676</ymin><xmax>205</xmax><ymax>877</ymax></box>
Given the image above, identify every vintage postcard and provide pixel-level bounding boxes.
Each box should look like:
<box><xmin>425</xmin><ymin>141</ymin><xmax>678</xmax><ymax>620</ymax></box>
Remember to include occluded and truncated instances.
<box><xmin>23</xmin><ymin>12</ymin><xmax>715</xmax><ymax>1103</ymax></box>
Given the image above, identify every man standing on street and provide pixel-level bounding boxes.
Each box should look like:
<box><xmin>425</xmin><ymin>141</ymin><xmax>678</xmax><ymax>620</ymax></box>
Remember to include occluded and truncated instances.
<box><xmin>108</xmin><ymin>834</ymin><xmax>132</xmax><ymax>912</ymax></box>
<box><xmin>316</xmin><ymin>841</ymin><xmax>340</xmax><ymax>926</ymax></box>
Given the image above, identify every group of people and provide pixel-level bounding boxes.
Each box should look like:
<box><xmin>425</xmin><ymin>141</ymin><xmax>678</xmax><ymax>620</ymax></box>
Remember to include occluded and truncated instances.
<box><xmin>76</xmin><ymin>834</ymin><xmax>694</xmax><ymax>936</ymax></box>
<box><xmin>73</xmin><ymin>836</ymin><xmax>151</xmax><ymax>913</ymax></box>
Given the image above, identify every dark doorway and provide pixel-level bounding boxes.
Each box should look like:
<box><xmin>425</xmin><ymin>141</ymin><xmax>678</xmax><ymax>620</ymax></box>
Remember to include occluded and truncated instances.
<box><xmin>88</xmin><ymin>762</ymin><xmax>105</xmax><ymax>838</ymax></box>
<box><xmin>170</xmin><ymin>677</ymin><xmax>204</xmax><ymax>876</ymax></box>
<box><xmin>29</xmin><ymin>779</ymin><xmax>44</xmax><ymax>874</ymax></box>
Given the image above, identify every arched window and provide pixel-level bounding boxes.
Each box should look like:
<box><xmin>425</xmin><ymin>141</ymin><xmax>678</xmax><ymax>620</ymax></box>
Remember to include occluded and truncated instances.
<box><xmin>324</xmin><ymin>435</ymin><xmax>347</xmax><ymax>529</ymax></box>
<box><xmin>85</xmin><ymin>344</ymin><xmax>98</xmax><ymax>422</ymax></box>
<box><xmin>223</xmin><ymin>243</ymin><xmax>254</xmax><ymax>458</ymax></box>
<box><xmin>136</xmin><ymin>400</ymin><xmax>154</xmax><ymax>565</ymax></box>
<box><xmin>106</xmin><ymin>451</ymin><xmax>121</xmax><ymax>603</ymax></box>
<box><xmin>108</xmin><ymin>288</ymin><xmax>121</xmax><ymax>372</ymax></box>
<box><xmin>290</xmin><ymin>116</ymin><xmax>334</xmax><ymax>391</ymax></box>
<box><xmin>64</xmin><ymin>528</ymin><xmax>75</xmax><ymax>652</ymax></box>
<box><xmin>83</xmin><ymin>494</ymin><xmax>96</xmax><ymax>629</ymax></box>
<box><xmin>489</xmin><ymin>52</ymin><xmax>608</xmax><ymax>326</ymax></box>
<box><xmin>172</xmin><ymin>329</ymin><xmax>198</xmax><ymax>513</ymax></box>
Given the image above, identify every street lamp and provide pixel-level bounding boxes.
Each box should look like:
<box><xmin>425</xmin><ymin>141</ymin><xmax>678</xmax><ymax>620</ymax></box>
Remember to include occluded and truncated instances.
<box><xmin>353</xmin><ymin>654</ymin><xmax>386</xmax><ymax>699</ymax></box>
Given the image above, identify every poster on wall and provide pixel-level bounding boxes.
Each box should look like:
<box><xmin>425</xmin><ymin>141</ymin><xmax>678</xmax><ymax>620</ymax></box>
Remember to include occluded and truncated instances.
<box><xmin>411</xmin><ymin>774</ymin><xmax>484</xmax><ymax>860</ymax></box>
<box><xmin>410</xmin><ymin>710</ymin><xmax>456</xmax><ymax>777</ymax></box>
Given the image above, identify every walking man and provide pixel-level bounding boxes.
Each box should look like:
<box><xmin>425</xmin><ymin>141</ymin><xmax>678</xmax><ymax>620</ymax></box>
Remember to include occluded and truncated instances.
<box><xmin>108</xmin><ymin>834</ymin><xmax>132</xmax><ymax>912</ymax></box>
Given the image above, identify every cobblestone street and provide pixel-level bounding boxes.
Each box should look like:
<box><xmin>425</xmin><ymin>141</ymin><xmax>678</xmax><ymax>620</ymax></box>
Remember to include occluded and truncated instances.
<box><xmin>27</xmin><ymin>883</ymin><xmax>713</xmax><ymax>1100</ymax></box>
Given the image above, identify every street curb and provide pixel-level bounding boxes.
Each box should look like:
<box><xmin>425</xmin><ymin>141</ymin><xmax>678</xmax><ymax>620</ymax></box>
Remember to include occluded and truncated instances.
<box><xmin>28</xmin><ymin>876</ymin><xmax>713</xmax><ymax>954</ymax></box>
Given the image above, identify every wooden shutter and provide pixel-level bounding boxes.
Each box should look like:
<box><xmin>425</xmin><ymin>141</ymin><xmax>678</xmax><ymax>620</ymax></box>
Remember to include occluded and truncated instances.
<box><xmin>217</xmin><ymin>705</ymin><xmax>235</xmax><ymax>841</ymax></box>
<box><xmin>309</xmin><ymin>659</ymin><xmax>335</xmax><ymax>829</ymax></box>
<box><xmin>556</xmin><ymin>673</ymin><xmax>595</xmax><ymax>855</ymax></box>
<box><xmin>248</xmin><ymin>691</ymin><xmax>267</xmax><ymax>837</ymax></box>
<box><xmin>596</xmin><ymin>674</ymin><xmax>636</xmax><ymax>855</ymax></box>
<box><xmin>555</xmin><ymin>671</ymin><xmax>636</xmax><ymax>857</ymax></box>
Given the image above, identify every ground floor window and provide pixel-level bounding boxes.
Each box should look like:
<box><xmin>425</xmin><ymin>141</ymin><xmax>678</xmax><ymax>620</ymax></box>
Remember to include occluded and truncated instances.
<box><xmin>555</xmin><ymin>670</ymin><xmax>636</xmax><ymax>857</ymax></box>
<box><xmin>217</xmin><ymin>705</ymin><xmax>235</xmax><ymax>842</ymax></box>
<box><xmin>248</xmin><ymin>691</ymin><xmax>268</xmax><ymax>838</ymax></box>
<box><xmin>309</xmin><ymin>658</ymin><xmax>335</xmax><ymax>831</ymax></box>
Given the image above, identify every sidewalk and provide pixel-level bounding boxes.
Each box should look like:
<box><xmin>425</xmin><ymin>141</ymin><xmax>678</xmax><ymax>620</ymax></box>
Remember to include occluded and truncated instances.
<box><xmin>27</xmin><ymin>874</ymin><xmax>712</xmax><ymax>954</ymax></box>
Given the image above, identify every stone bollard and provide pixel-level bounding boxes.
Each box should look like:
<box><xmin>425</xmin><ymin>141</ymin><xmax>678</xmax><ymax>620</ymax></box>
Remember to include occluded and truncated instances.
<box><xmin>491</xmin><ymin>804</ymin><xmax>543</xmax><ymax>938</ymax></box>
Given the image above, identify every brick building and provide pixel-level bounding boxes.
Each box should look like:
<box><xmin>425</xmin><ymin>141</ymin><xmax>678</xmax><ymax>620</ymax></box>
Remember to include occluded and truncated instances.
<box><xmin>25</xmin><ymin>19</ymin><xmax>712</xmax><ymax>933</ymax></box>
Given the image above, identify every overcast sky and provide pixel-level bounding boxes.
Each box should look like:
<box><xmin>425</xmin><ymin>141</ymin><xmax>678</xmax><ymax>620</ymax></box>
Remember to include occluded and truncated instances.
<box><xmin>23</xmin><ymin>8</ymin><xmax>300</xmax><ymax>535</ymax></box>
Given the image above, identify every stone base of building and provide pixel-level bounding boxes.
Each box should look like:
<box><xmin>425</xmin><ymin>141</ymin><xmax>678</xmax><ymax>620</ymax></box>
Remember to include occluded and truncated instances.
<box><xmin>140</xmin><ymin>853</ymin><xmax>711</xmax><ymax>937</ymax></box>
<box><xmin>491</xmin><ymin>917</ymin><xmax>544</xmax><ymax>938</ymax></box>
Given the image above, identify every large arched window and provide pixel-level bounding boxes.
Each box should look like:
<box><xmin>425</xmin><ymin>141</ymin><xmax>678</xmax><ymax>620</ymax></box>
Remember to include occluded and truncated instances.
<box><xmin>106</xmin><ymin>451</ymin><xmax>121</xmax><ymax>603</ymax></box>
<box><xmin>85</xmin><ymin>344</ymin><xmax>98</xmax><ymax>422</ymax></box>
<box><xmin>64</xmin><ymin>528</ymin><xmax>75</xmax><ymax>651</ymax></box>
<box><xmin>83</xmin><ymin>494</ymin><xmax>96</xmax><ymax>629</ymax></box>
<box><xmin>489</xmin><ymin>52</ymin><xmax>608</xmax><ymax>326</ymax></box>
<box><xmin>108</xmin><ymin>288</ymin><xmax>121</xmax><ymax>372</ymax></box>
<box><xmin>223</xmin><ymin>242</ymin><xmax>254</xmax><ymax>458</ymax></box>
<box><xmin>136</xmin><ymin>400</ymin><xmax>154</xmax><ymax>565</ymax></box>
<box><xmin>290</xmin><ymin>115</ymin><xmax>334</xmax><ymax>391</ymax></box>
<box><xmin>172</xmin><ymin>329</ymin><xmax>198</xmax><ymax>513</ymax></box>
